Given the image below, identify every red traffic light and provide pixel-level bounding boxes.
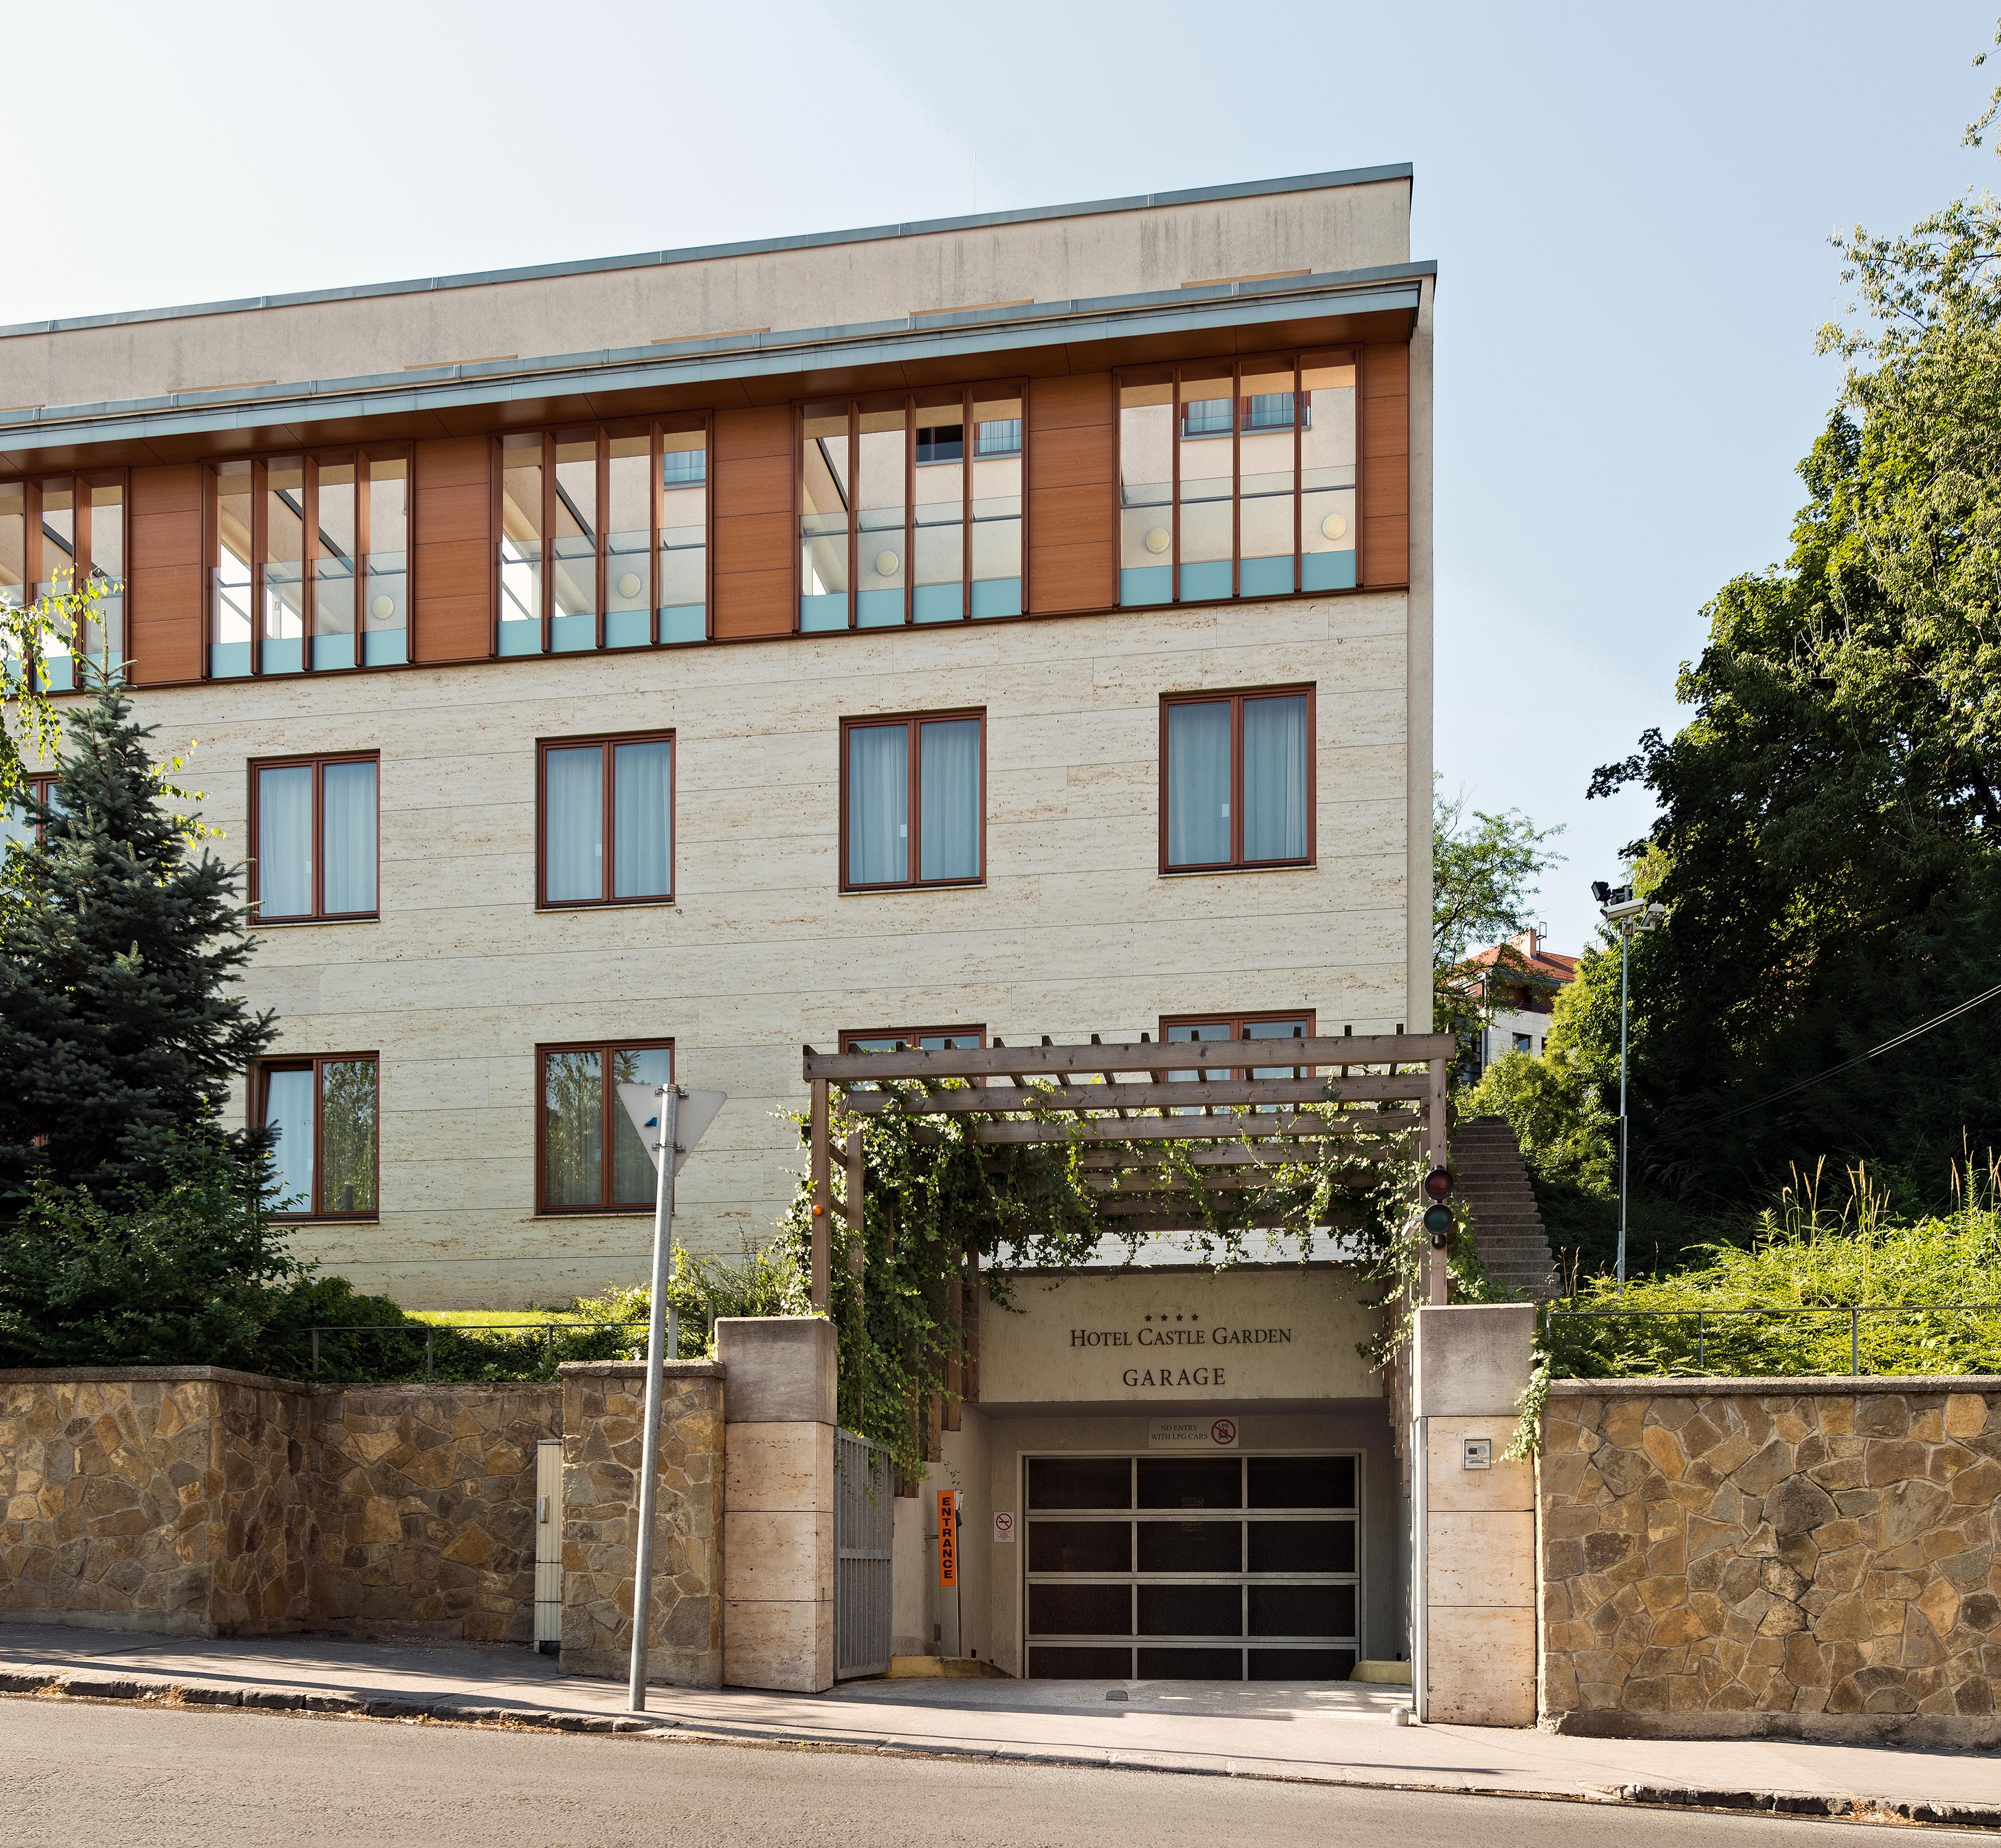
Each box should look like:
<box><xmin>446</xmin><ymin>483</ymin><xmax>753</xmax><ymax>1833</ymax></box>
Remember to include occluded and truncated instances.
<box><xmin>1423</xmin><ymin>1166</ymin><xmax>1453</xmax><ymax>1201</ymax></box>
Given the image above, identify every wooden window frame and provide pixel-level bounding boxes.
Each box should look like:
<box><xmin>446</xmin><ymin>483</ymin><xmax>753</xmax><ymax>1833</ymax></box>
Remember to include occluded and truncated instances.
<box><xmin>3</xmin><ymin>469</ymin><xmax>130</xmax><ymax>693</ymax></box>
<box><xmin>535</xmin><ymin>1038</ymin><xmax>675</xmax><ymax>1215</ymax></box>
<box><xmin>489</xmin><ymin>417</ymin><xmax>713</xmax><ymax>656</ymax></box>
<box><xmin>4</xmin><ymin>772</ymin><xmax>59</xmax><ymax>841</ymax></box>
<box><xmin>1115</xmin><ymin>350</ymin><xmax>1357</xmax><ymax>609</ymax></box>
<box><xmin>246</xmin><ymin>750</ymin><xmax>382</xmax><ymax>924</ymax></box>
<box><xmin>794</xmin><ymin>383</ymin><xmax>1029</xmax><ymax>633</ymax></box>
<box><xmin>838</xmin><ymin>708</ymin><xmax>987</xmax><ymax>893</ymax></box>
<box><xmin>1158</xmin><ymin>685</ymin><xmax>1316</xmax><ymax>875</ymax></box>
<box><xmin>255</xmin><ymin>1052</ymin><xmax>380</xmax><ymax>1221</ymax></box>
<box><xmin>1160</xmin><ymin>1010</ymin><xmax>1318</xmax><ymax>1079</ymax></box>
<box><xmin>838</xmin><ymin>1025</ymin><xmax>987</xmax><ymax>1053</ymax></box>
<box><xmin>535</xmin><ymin>729</ymin><xmax>676</xmax><ymax>910</ymax></box>
<box><xmin>201</xmin><ymin>446</ymin><xmax>414</xmax><ymax>679</ymax></box>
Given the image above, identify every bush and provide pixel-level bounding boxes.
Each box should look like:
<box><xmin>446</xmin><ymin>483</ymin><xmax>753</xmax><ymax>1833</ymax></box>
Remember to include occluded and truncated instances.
<box><xmin>1544</xmin><ymin>1165</ymin><xmax>2001</xmax><ymax>1378</ymax></box>
<box><xmin>0</xmin><ymin>1133</ymin><xmax>297</xmax><ymax>1370</ymax></box>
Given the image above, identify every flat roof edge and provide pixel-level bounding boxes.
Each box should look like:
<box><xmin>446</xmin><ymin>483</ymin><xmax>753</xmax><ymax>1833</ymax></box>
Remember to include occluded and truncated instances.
<box><xmin>0</xmin><ymin>268</ymin><xmax>1430</xmax><ymax>453</ymax></box>
<box><xmin>0</xmin><ymin>165</ymin><xmax>1416</xmax><ymax>343</ymax></box>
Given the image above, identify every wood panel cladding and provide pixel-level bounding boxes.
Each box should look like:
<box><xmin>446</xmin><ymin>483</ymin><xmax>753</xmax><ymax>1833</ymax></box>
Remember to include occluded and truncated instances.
<box><xmin>1359</xmin><ymin>343</ymin><xmax>1410</xmax><ymax>589</ymax></box>
<box><xmin>1027</xmin><ymin>374</ymin><xmax>1114</xmax><ymax>615</ymax></box>
<box><xmin>125</xmin><ymin>464</ymin><xmax>203</xmax><ymax>686</ymax></box>
<box><xmin>413</xmin><ymin>437</ymin><xmax>491</xmax><ymax>663</ymax></box>
<box><xmin>712</xmin><ymin>405</ymin><xmax>793</xmax><ymax>640</ymax></box>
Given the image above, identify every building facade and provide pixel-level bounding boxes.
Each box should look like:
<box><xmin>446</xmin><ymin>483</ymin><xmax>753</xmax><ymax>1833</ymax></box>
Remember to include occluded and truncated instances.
<box><xmin>1</xmin><ymin>167</ymin><xmax>1434</xmax><ymax>1312</ymax></box>
<box><xmin>1462</xmin><ymin>928</ymin><xmax>1577</xmax><ymax>1079</ymax></box>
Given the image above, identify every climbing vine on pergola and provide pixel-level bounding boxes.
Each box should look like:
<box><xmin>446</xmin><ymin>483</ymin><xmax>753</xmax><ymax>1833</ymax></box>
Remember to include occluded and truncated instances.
<box><xmin>776</xmin><ymin>1032</ymin><xmax>1458</xmax><ymax>1480</ymax></box>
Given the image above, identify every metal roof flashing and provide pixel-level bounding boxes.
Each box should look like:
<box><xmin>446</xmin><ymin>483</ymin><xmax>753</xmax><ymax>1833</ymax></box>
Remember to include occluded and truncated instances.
<box><xmin>0</xmin><ymin>261</ymin><xmax>1434</xmax><ymax>454</ymax></box>
<box><xmin>0</xmin><ymin>164</ymin><xmax>1415</xmax><ymax>344</ymax></box>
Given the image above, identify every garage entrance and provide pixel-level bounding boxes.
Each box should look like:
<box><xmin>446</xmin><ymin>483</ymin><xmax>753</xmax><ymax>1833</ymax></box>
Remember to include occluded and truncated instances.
<box><xmin>1023</xmin><ymin>1452</ymin><xmax>1361</xmax><ymax>1679</ymax></box>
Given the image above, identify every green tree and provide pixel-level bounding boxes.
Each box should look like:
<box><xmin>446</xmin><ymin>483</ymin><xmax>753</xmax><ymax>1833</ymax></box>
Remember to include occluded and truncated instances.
<box><xmin>0</xmin><ymin>681</ymin><xmax>274</xmax><ymax>1203</ymax></box>
<box><xmin>1589</xmin><ymin>170</ymin><xmax>2001</xmax><ymax>1199</ymax></box>
<box><xmin>1432</xmin><ymin>780</ymin><xmax>1563</xmax><ymax>1039</ymax></box>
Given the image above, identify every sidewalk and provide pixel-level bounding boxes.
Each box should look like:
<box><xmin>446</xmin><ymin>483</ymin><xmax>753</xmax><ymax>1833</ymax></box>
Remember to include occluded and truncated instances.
<box><xmin>0</xmin><ymin>1624</ymin><xmax>1994</xmax><ymax>1828</ymax></box>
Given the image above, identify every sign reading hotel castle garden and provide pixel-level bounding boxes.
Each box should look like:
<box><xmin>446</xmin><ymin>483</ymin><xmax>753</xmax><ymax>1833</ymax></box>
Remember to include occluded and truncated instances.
<box><xmin>1070</xmin><ymin>1319</ymin><xmax>1293</xmax><ymax>1390</ymax></box>
<box><xmin>972</xmin><ymin>1272</ymin><xmax>1375</xmax><ymax>1405</ymax></box>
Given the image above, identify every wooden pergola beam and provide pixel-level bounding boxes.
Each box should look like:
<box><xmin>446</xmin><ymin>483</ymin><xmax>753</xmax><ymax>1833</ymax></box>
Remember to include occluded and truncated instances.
<box><xmin>838</xmin><ymin>1073</ymin><xmax>1424</xmax><ymax>1116</ymax></box>
<box><xmin>960</xmin><ymin>1112</ymin><xmax>1421</xmax><ymax>1146</ymax></box>
<box><xmin>803</xmin><ymin>1033</ymin><xmax>1452</xmax><ymax>1083</ymax></box>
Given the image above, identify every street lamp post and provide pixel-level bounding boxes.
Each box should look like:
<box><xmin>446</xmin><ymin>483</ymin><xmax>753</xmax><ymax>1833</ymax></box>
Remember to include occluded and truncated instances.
<box><xmin>1592</xmin><ymin>883</ymin><xmax>1663</xmax><ymax>1285</ymax></box>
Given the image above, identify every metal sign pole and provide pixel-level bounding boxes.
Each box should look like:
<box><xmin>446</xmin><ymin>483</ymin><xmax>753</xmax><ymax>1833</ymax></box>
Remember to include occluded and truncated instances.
<box><xmin>627</xmin><ymin>1083</ymin><xmax>678</xmax><ymax>1713</ymax></box>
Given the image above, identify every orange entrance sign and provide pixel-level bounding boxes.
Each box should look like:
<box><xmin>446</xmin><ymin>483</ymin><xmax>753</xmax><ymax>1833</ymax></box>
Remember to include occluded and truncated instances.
<box><xmin>936</xmin><ymin>1489</ymin><xmax>958</xmax><ymax>1587</ymax></box>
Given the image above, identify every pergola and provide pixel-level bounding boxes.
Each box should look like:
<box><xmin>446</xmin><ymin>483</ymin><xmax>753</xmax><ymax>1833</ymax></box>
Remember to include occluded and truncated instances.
<box><xmin>799</xmin><ymin>1030</ymin><xmax>1455</xmax><ymax>1309</ymax></box>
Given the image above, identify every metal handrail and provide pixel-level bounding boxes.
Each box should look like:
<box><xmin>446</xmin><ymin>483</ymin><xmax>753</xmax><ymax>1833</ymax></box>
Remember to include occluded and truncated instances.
<box><xmin>1545</xmin><ymin>1303</ymin><xmax>2001</xmax><ymax>1376</ymax></box>
<box><xmin>303</xmin><ymin>1320</ymin><xmax>651</xmax><ymax>1378</ymax></box>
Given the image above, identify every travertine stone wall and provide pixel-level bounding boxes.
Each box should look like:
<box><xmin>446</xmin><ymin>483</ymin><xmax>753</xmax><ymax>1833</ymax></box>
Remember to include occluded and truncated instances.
<box><xmin>0</xmin><ymin>1369</ymin><xmax>314</xmax><ymax>1636</ymax></box>
<box><xmin>307</xmin><ymin>1381</ymin><xmax>558</xmax><ymax>1642</ymax></box>
<box><xmin>559</xmin><ymin>1361</ymin><xmax>724</xmax><ymax>1687</ymax></box>
<box><xmin>1</xmin><ymin>1368</ymin><xmax>559</xmax><ymax>1644</ymax></box>
<box><xmin>1540</xmin><ymin>1379</ymin><xmax>2001</xmax><ymax>1745</ymax></box>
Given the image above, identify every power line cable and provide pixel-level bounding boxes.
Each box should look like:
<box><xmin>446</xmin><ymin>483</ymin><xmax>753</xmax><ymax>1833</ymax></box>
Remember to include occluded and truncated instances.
<box><xmin>1677</xmin><ymin>975</ymin><xmax>2001</xmax><ymax>1135</ymax></box>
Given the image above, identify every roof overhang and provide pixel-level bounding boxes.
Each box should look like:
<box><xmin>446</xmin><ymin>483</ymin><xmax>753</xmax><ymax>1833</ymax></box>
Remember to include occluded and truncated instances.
<box><xmin>0</xmin><ymin>262</ymin><xmax>1432</xmax><ymax>472</ymax></box>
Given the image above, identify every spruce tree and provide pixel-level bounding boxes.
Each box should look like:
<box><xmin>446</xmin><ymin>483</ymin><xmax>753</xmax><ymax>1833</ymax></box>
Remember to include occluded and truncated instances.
<box><xmin>0</xmin><ymin>681</ymin><xmax>274</xmax><ymax>1204</ymax></box>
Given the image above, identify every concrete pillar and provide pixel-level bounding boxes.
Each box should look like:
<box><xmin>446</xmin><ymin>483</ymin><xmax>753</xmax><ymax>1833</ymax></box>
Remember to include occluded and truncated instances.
<box><xmin>715</xmin><ymin>1317</ymin><xmax>836</xmax><ymax>1692</ymax></box>
<box><xmin>1412</xmin><ymin>1303</ymin><xmax>1536</xmax><ymax>1725</ymax></box>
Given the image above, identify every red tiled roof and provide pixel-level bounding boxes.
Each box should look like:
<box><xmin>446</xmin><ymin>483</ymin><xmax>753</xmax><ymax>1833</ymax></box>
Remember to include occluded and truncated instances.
<box><xmin>1462</xmin><ymin>944</ymin><xmax>1578</xmax><ymax>985</ymax></box>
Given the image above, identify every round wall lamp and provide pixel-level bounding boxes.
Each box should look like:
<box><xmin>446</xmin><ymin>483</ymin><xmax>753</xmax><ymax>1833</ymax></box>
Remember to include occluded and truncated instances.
<box><xmin>875</xmin><ymin>550</ymin><xmax>900</xmax><ymax>577</ymax></box>
<box><xmin>616</xmin><ymin>572</ymin><xmax>643</xmax><ymax>600</ymax></box>
<box><xmin>1144</xmin><ymin>527</ymin><xmax>1170</xmax><ymax>554</ymax></box>
<box><xmin>370</xmin><ymin>595</ymin><xmax>396</xmax><ymax>621</ymax></box>
<box><xmin>1320</xmin><ymin>512</ymin><xmax>1348</xmax><ymax>542</ymax></box>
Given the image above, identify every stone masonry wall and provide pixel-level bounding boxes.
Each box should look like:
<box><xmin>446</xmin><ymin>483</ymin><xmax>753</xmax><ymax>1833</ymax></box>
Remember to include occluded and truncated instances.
<box><xmin>1540</xmin><ymin>1379</ymin><xmax>2001</xmax><ymax>1745</ymax></box>
<box><xmin>306</xmin><ymin>1382</ymin><xmax>558</xmax><ymax>1643</ymax></box>
<box><xmin>561</xmin><ymin>1362</ymin><xmax>724</xmax><ymax>1687</ymax></box>
<box><xmin>0</xmin><ymin>1369</ymin><xmax>315</xmax><ymax>1636</ymax></box>
<box><xmin>1</xmin><ymin>1369</ymin><xmax>559</xmax><ymax>1644</ymax></box>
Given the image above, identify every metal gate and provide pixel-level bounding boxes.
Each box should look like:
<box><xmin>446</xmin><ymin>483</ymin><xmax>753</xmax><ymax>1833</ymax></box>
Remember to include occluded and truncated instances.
<box><xmin>834</xmin><ymin>1429</ymin><xmax>892</xmax><ymax>1679</ymax></box>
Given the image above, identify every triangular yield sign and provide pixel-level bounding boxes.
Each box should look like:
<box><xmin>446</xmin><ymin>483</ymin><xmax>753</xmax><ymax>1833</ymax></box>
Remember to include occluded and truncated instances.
<box><xmin>616</xmin><ymin>1084</ymin><xmax>727</xmax><ymax>1175</ymax></box>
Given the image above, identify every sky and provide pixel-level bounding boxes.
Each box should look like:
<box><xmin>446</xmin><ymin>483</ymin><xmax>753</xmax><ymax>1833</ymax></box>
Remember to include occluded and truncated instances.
<box><xmin>8</xmin><ymin>0</ymin><xmax>1998</xmax><ymax>952</ymax></box>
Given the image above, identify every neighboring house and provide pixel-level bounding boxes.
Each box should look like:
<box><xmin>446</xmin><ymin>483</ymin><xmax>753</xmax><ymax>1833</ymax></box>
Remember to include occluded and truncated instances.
<box><xmin>1461</xmin><ymin>928</ymin><xmax>1576</xmax><ymax>1078</ymax></box>
<box><xmin>0</xmin><ymin>165</ymin><xmax>1435</xmax><ymax>1314</ymax></box>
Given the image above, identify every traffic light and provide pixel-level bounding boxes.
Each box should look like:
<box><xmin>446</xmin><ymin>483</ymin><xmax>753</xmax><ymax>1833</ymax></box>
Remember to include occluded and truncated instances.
<box><xmin>1422</xmin><ymin>1166</ymin><xmax>1454</xmax><ymax>1248</ymax></box>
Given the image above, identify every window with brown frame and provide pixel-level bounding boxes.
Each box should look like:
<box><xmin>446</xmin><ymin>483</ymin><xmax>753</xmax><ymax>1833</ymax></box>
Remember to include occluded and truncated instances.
<box><xmin>207</xmin><ymin>448</ymin><xmax>411</xmax><ymax>679</ymax></box>
<box><xmin>1160</xmin><ymin>687</ymin><xmax>1314</xmax><ymax>873</ymax></box>
<box><xmin>249</xmin><ymin>753</ymin><xmax>379</xmax><ymax>923</ymax></box>
<box><xmin>1</xmin><ymin>772</ymin><xmax>58</xmax><ymax>861</ymax></box>
<box><xmin>799</xmin><ymin>387</ymin><xmax>1023</xmax><ymax>633</ymax></box>
<box><xmin>538</xmin><ymin>1040</ymin><xmax>674</xmax><ymax>1212</ymax></box>
<box><xmin>537</xmin><ymin>732</ymin><xmax>673</xmax><ymax>908</ymax></box>
<box><xmin>840</xmin><ymin>711</ymin><xmax>985</xmax><ymax>891</ymax></box>
<box><xmin>1160</xmin><ymin>1011</ymin><xmax>1318</xmax><ymax>1081</ymax></box>
<box><xmin>838</xmin><ymin>1026</ymin><xmax>986</xmax><ymax>1053</ymax></box>
<box><xmin>496</xmin><ymin>419</ymin><xmax>708</xmax><ymax>658</ymax></box>
<box><xmin>1117</xmin><ymin>353</ymin><xmax>1355</xmax><ymax>608</ymax></box>
<box><xmin>0</xmin><ymin>471</ymin><xmax>127</xmax><ymax>690</ymax></box>
<box><xmin>258</xmin><ymin>1054</ymin><xmax>378</xmax><ymax>1219</ymax></box>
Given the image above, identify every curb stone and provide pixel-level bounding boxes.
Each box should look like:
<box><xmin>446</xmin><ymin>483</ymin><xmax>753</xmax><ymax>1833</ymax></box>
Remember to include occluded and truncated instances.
<box><xmin>3</xmin><ymin>1678</ymin><xmax>1996</xmax><ymax>1827</ymax></box>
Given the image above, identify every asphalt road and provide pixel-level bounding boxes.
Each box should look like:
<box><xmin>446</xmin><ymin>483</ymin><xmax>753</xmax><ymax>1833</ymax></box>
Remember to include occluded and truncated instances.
<box><xmin>0</xmin><ymin>1701</ymin><xmax>1988</xmax><ymax>1848</ymax></box>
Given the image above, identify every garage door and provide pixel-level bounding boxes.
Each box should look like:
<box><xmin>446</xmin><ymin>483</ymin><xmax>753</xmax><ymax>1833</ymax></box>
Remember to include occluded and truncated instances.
<box><xmin>1023</xmin><ymin>1452</ymin><xmax>1360</xmax><ymax>1680</ymax></box>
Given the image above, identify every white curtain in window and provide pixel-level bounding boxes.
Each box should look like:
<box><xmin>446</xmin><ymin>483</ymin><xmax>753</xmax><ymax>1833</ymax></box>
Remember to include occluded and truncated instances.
<box><xmin>918</xmin><ymin>719</ymin><xmax>979</xmax><ymax>881</ymax></box>
<box><xmin>546</xmin><ymin>746</ymin><xmax>603</xmax><ymax>901</ymax></box>
<box><xmin>1243</xmin><ymin>694</ymin><xmax>1308</xmax><ymax>862</ymax></box>
<box><xmin>1166</xmin><ymin>702</ymin><xmax>1232</xmax><ymax>867</ymax></box>
<box><xmin>257</xmin><ymin>765</ymin><xmax>313</xmax><ymax>915</ymax></box>
<box><xmin>264</xmin><ymin>1067</ymin><xmax>315</xmax><ymax>1212</ymax></box>
<box><xmin>322</xmin><ymin>761</ymin><xmax>377</xmax><ymax>913</ymax></box>
<box><xmin>847</xmin><ymin>725</ymin><xmax>907</xmax><ymax>884</ymax></box>
<box><xmin>612</xmin><ymin>741</ymin><xmax>672</xmax><ymax>899</ymax></box>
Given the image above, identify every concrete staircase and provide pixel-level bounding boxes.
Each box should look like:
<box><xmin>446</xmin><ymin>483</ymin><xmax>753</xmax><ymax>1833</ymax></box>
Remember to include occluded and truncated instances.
<box><xmin>1450</xmin><ymin>1115</ymin><xmax>1560</xmax><ymax>1300</ymax></box>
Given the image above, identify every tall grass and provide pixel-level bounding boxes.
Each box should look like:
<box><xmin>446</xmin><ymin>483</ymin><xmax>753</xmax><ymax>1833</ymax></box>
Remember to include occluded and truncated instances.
<box><xmin>1543</xmin><ymin>1158</ymin><xmax>2001</xmax><ymax>1378</ymax></box>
